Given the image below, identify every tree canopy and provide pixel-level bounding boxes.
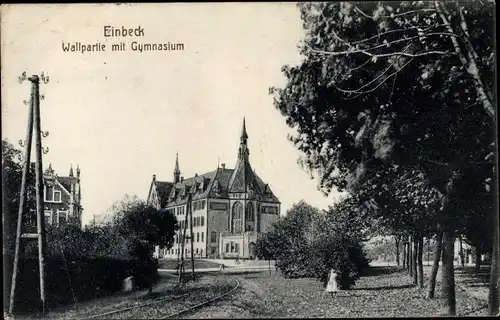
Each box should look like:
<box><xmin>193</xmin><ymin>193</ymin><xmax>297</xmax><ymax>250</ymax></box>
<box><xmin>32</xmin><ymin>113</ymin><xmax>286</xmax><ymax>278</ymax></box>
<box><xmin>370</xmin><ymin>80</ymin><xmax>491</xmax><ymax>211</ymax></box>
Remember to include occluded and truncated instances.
<box><xmin>270</xmin><ymin>1</ymin><xmax>497</xmax><ymax>315</ymax></box>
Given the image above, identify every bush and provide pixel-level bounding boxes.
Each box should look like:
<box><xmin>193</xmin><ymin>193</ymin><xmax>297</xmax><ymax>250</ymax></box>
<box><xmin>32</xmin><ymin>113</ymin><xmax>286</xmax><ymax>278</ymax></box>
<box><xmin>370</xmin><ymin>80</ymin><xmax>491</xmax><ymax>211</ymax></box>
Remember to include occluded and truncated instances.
<box><xmin>311</xmin><ymin>234</ymin><xmax>370</xmax><ymax>289</ymax></box>
<box><xmin>264</xmin><ymin>200</ymin><xmax>370</xmax><ymax>290</ymax></box>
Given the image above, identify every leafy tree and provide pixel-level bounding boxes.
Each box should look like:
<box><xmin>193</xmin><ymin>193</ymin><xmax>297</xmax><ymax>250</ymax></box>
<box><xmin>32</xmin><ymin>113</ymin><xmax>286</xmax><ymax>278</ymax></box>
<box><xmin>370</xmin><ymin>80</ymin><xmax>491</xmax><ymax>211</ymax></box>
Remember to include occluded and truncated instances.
<box><xmin>271</xmin><ymin>1</ymin><xmax>496</xmax><ymax>315</ymax></box>
<box><xmin>255</xmin><ymin>233</ymin><xmax>275</xmax><ymax>275</ymax></box>
<box><xmin>111</xmin><ymin>196</ymin><xmax>180</xmax><ymax>255</ymax></box>
<box><xmin>264</xmin><ymin>200</ymin><xmax>369</xmax><ymax>289</ymax></box>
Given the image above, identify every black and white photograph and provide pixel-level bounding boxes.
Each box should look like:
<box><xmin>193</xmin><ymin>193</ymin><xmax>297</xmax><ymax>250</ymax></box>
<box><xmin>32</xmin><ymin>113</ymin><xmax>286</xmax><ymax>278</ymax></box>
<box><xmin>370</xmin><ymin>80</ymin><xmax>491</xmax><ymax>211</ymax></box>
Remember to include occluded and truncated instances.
<box><xmin>1</xmin><ymin>2</ymin><xmax>498</xmax><ymax>318</ymax></box>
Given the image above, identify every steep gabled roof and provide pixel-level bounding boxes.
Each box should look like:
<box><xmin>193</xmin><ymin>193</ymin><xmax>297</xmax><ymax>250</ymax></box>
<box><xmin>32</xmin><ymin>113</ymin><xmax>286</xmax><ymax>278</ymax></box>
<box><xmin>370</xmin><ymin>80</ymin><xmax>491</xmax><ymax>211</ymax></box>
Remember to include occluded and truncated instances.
<box><xmin>57</xmin><ymin>176</ymin><xmax>74</xmax><ymax>193</ymax></box>
<box><xmin>228</xmin><ymin>157</ymin><xmax>262</xmax><ymax>194</ymax></box>
<box><xmin>166</xmin><ymin>169</ymin><xmax>219</xmax><ymax>206</ymax></box>
<box><xmin>155</xmin><ymin>181</ymin><xmax>174</xmax><ymax>207</ymax></box>
<box><xmin>254</xmin><ymin>174</ymin><xmax>280</xmax><ymax>203</ymax></box>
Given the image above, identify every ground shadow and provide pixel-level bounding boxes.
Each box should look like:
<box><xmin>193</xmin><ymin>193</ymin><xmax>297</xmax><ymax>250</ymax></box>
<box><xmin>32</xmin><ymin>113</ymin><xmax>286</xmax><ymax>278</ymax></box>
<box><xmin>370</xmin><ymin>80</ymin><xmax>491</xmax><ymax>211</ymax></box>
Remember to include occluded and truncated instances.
<box><xmin>361</xmin><ymin>266</ymin><xmax>403</xmax><ymax>277</ymax></box>
<box><xmin>354</xmin><ymin>283</ymin><xmax>415</xmax><ymax>291</ymax></box>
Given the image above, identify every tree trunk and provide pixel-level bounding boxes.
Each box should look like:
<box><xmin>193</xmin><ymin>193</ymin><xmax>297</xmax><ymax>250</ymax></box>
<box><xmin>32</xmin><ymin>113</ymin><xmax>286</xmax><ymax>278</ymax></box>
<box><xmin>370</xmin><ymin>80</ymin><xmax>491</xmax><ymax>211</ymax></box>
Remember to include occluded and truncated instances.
<box><xmin>441</xmin><ymin>229</ymin><xmax>456</xmax><ymax>316</ymax></box>
<box><xmin>409</xmin><ymin>237</ymin><xmax>413</xmax><ymax>277</ymax></box>
<box><xmin>395</xmin><ymin>236</ymin><xmax>401</xmax><ymax>266</ymax></box>
<box><xmin>428</xmin><ymin>231</ymin><xmax>443</xmax><ymax>299</ymax></box>
<box><xmin>459</xmin><ymin>236</ymin><xmax>465</xmax><ymax>268</ymax></box>
<box><xmin>402</xmin><ymin>242</ymin><xmax>406</xmax><ymax>269</ymax></box>
<box><xmin>413</xmin><ymin>237</ymin><xmax>418</xmax><ymax>285</ymax></box>
<box><xmin>475</xmin><ymin>243</ymin><xmax>482</xmax><ymax>273</ymax></box>
<box><xmin>488</xmin><ymin>195</ymin><xmax>500</xmax><ymax>315</ymax></box>
<box><xmin>418</xmin><ymin>235</ymin><xmax>424</xmax><ymax>288</ymax></box>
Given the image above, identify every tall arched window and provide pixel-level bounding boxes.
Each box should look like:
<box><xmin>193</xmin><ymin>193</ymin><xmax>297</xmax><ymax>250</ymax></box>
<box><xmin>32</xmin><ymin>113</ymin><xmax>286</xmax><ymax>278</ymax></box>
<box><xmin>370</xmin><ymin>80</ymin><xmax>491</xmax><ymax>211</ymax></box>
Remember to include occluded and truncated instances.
<box><xmin>246</xmin><ymin>202</ymin><xmax>254</xmax><ymax>231</ymax></box>
<box><xmin>232</xmin><ymin>202</ymin><xmax>243</xmax><ymax>233</ymax></box>
<box><xmin>246</xmin><ymin>203</ymin><xmax>254</xmax><ymax>221</ymax></box>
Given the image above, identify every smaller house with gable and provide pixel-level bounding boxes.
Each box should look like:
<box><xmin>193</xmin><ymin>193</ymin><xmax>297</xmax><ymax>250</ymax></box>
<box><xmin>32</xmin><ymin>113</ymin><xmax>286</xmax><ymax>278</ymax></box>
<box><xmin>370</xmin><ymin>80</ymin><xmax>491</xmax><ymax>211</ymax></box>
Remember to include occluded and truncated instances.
<box><xmin>43</xmin><ymin>164</ymin><xmax>83</xmax><ymax>229</ymax></box>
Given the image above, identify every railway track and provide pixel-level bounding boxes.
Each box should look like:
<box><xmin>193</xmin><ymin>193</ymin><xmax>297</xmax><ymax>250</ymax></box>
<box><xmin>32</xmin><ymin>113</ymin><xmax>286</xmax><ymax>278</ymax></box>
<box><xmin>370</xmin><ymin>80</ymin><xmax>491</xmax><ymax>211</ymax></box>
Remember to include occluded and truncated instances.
<box><xmin>84</xmin><ymin>277</ymin><xmax>240</xmax><ymax>319</ymax></box>
<box><xmin>160</xmin><ymin>278</ymin><xmax>240</xmax><ymax>319</ymax></box>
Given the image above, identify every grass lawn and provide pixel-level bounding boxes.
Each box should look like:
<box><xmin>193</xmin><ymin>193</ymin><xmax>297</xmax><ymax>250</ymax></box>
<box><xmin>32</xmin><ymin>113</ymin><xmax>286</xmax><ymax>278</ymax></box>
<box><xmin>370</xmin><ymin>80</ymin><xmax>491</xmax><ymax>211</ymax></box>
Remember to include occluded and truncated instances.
<box><xmin>157</xmin><ymin>259</ymin><xmax>221</xmax><ymax>269</ymax></box>
<box><xmin>187</xmin><ymin>266</ymin><xmax>489</xmax><ymax>318</ymax></box>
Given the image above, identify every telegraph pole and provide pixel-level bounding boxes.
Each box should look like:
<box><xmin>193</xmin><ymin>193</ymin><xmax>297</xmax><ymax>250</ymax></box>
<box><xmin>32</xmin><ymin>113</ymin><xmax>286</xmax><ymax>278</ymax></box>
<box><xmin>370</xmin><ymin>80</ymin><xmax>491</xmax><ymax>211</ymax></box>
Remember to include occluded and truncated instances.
<box><xmin>188</xmin><ymin>191</ymin><xmax>195</xmax><ymax>281</ymax></box>
<box><xmin>9</xmin><ymin>72</ymin><xmax>49</xmax><ymax>315</ymax></box>
<box><xmin>178</xmin><ymin>198</ymin><xmax>189</xmax><ymax>285</ymax></box>
<box><xmin>33</xmin><ymin>75</ymin><xmax>48</xmax><ymax>313</ymax></box>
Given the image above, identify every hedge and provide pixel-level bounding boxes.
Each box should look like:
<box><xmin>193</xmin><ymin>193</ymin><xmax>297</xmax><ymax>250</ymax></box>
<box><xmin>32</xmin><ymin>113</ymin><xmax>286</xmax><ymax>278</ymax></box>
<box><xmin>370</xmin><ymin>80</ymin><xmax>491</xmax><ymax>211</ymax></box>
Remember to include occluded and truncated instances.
<box><xmin>12</xmin><ymin>255</ymin><xmax>158</xmax><ymax>313</ymax></box>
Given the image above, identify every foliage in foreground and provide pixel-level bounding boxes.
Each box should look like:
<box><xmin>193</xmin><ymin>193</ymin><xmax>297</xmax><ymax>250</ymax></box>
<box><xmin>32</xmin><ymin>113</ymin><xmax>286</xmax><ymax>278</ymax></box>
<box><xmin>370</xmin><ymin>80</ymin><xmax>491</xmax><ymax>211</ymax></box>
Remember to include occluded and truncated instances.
<box><xmin>257</xmin><ymin>200</ymin><xmax>370</xmax><ymax>289</ymax></box>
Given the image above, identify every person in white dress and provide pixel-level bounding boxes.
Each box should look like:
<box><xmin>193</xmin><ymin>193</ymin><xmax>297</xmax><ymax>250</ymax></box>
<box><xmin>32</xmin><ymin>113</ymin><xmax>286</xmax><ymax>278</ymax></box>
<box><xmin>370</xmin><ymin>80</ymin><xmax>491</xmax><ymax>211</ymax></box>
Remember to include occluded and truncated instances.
<box><xmin>325</xmin><ymin>269</ymin><xmax>339</xmax><ymax>296</ymax></box>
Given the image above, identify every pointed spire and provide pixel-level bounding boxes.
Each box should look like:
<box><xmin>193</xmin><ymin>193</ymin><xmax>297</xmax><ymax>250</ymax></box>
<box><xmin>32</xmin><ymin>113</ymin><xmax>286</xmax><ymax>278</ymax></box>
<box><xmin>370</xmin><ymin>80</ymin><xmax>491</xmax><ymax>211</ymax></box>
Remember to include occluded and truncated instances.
<box><xmin>173</xmin><ymin>153</ymin><xmax>181</xmax><ymax>183</ymax></box>
<box><xmin>45</xmin><ymin>163</ymin><xmax>54</xmax><ymax>176</ymax></box>
<box><xmin>76</xmin><ymin>165</ymin><xmax>81</xmax><ymax>178</ymax></box>
<box><xmin>69</xmin><ymin>164</ymin><xmax>74</xmax><ymax>177</ymax></box>
<box><xmin>238</xmin><ymin>118</ymin><xmax>250</xmax><ymax>160</ymax></box>
<box><xmin>174</xmin><ymin>153</ymin><xmax>180</xmax><ymax>174</ymax></box>
<box><xmin>241</xmin><ymin>117</ymin><xmax>248</xmax><ymax>141</ymax></box>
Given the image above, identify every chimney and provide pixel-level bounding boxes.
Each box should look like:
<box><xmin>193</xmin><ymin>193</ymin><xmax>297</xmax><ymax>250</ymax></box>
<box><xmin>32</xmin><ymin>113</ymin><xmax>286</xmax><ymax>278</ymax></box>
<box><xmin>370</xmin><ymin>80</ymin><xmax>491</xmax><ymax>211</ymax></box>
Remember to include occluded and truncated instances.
<box><xmin>181</xmin><ymin>176</ymin><xmax>184</xmax><ymax>182</ymax></box>
<box><xmin>153</xmin><ymin>174</ymin><xmax>156</xmax><ymax>181</ymax></box>
<box><xmin>221</xmin><ymin>163</ymin><xmax>226</xmax><ymax>169</ymax></box>
<box><xmin>195</xmin><ymin>173</ymin><xmax>198</xmax><ymax>177</ymax></box>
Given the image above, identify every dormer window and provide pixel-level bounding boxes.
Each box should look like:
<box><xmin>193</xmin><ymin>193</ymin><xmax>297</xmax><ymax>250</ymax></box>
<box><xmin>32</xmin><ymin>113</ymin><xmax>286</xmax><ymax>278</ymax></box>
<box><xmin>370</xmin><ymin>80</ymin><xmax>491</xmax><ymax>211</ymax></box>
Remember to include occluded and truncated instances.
<box><xmin>191</xmin><ymin>184</ymin><xmax>198</xmax><ymax>195</ymax></box>
<box><xmin>213</xmin><ymin>180</ymin><xmax>221</xmax><ymax>194</ymax></box>
<box><xmin>198</xmin><ymin>179</ymin><xmax>205</xmax><ymax>192</ymax></box>
<box><xmin>170</xmin><ymin>188</ymin><xmax>177</xmax><ymax>201</ymax></box>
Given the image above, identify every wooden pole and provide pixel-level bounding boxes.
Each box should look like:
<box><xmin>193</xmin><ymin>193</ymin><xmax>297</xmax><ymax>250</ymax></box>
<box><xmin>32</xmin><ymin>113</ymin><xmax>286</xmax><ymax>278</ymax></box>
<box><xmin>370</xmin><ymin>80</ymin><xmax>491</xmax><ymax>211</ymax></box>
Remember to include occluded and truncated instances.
<box><xmin>189</xmin><ymin>192</ymin><xmax>195</xmax><ymax>281</ymax></box>
<box><xmin>32</xmin><ymin>75</ymin><xmax>47</xmax><ymax>314</ymax></box>
<box><xmin>178</xmin><ymin>202</ymin><xmax>189</xmax><ymax>285</ymax></box>
<box><xmin>8</xmin><ymin>80</ymin><xmax>35</xmax><ymax>314</ymax></box>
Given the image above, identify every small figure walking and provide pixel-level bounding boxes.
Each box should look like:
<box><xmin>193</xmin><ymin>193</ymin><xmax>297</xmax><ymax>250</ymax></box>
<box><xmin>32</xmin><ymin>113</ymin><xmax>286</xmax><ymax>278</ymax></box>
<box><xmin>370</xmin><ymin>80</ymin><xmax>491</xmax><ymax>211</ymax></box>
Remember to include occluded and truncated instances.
<box><xmin>219</xmin><ymin>263</ymin><xmax>225</xmax><ymax>274</ymax></box>
<box><xmin>325</xmin><ymin>269</ymin><xmax>339</xmax><ymax>297</ymax></box>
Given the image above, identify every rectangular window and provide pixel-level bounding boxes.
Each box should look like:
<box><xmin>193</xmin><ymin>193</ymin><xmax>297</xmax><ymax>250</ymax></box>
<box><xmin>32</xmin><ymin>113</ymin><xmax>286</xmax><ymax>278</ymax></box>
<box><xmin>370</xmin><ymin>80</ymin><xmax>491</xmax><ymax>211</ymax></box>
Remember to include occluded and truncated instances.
<box><xmin>45</xmin><ymin>186</ymin><xmax>54</xmax><ymax>201</ymax></box>
<box><xmin>226</xmin><ymin>243</ymin><xmax>230</xmax><ymax>252</ymax></box>
<box><xmin>211</xmin><ymin>231</ymin><xmax>217</xmax><ymax>243</ymax></box>
<box><xmin>231</xmin><ymin>242</ymin><xmax>235</xmax><ymax>253</ymax></box>
<box><xmin>201</xmin><ymin>232</ymin><xmax>204</xmax><ymax>242</ymax></box>
<box><xmin>211</xmin><ymin>247</ymin><xmax>216</xmax><ymax>254</ymax></box>
<box><xmin>200</xmin><ymin>249</ymin><xmax>203</xmax><ymax>256</ymax></box>
<box><xmin>54</xmin><ymin>191</ymin><xmax>61</xmax><ymax>202</ymax></box>
<box><xmin>44</xmin><ymin>210</ymin><xmax>52</xmax><ymax>226</ymax></box>
<box><xmin>201</xmin><ymin>216</ymin><xmax>205</xmax><ymax>226</ymax></box>
<box><xmin>196</xmin><ymin>232</ymin><xmax>199</xmax><ymax>242</ymax></box>
<box><xmin>201</xmin><ymin>200</ymin><xmax>206</xmax><ymax>210</ymax></box>
<box><xmin>58</xmin><ymin>211</ymin><xmax>67</xmax><ymax>227</ymax></box>
<box><xmin>235</xmin><ymin>243</ymin><xmax>239</xmax><ymax>253</ymax></box>
<box><xmin>196</xmin><ymin>248</ymin><xmax>199</xmax><ymax>254</ymax></box>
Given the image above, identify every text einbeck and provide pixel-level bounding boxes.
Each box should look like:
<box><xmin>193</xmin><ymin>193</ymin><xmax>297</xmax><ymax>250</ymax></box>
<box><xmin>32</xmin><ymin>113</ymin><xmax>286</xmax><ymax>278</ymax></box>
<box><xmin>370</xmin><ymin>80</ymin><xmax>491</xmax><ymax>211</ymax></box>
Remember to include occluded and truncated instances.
<box><xmin>61</xmin><ymin>26</ymin><xmax>185</xmax><ymax>54</ymax></box>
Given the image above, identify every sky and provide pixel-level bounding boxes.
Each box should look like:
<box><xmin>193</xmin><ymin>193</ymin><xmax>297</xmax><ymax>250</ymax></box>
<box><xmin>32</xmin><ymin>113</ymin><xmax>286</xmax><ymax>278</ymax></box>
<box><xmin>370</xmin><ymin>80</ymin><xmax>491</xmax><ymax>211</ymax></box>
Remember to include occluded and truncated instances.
<box><xmin>2</xmin><ymin>3</ymin><xmax>342</xmax><ymax>226</ymax></box>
